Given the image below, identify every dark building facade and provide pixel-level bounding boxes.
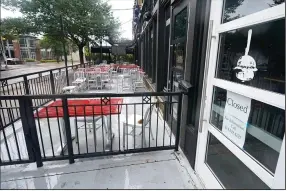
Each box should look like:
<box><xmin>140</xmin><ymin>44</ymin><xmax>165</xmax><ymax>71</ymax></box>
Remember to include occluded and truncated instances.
<box><xmin>133</xmin><ymin>0</ymin><xmax>285</xmax><ymax>189</ymax></box>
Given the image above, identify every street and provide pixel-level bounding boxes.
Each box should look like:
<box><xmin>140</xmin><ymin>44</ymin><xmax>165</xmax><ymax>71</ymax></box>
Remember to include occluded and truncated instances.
<box><xmin>0</xmin><ymin>62</ymin><xmax>79</xmax><ymax>80</ymax></box>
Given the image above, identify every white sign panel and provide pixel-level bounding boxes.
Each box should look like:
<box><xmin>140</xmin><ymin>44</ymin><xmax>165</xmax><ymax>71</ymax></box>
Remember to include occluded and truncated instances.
<box><xmin>222</xmin><ymin>91</ymin><xmax>251</xmax><ymax>148</ymax></box>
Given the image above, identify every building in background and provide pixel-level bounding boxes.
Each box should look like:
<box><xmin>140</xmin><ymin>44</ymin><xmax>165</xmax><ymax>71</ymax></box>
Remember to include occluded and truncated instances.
<box><xmin>4</xmin><ymin>35</ymin><xmax>41</xmax><ymax>63</ymax></box>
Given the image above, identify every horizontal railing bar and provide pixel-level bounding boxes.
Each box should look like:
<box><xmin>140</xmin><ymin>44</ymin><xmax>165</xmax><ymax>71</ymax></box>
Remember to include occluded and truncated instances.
<box><xmin>73</xmin><ymin>146</ymin><xmax>176</xmax><ymax>159</ymax></box>
<box><xmin>41</xmin><ymin>155</ymin><xmax>70</xmax><ymax>162</ymax></box>
<box><xmin>30</xmin><ymin>102</ymin><xmax>178</xmax><ymax>109</ymax></box>
<box><xmin>0</xmin><ymin>91</ymin><xmax>183</xmax><ymax>100</ymax></box>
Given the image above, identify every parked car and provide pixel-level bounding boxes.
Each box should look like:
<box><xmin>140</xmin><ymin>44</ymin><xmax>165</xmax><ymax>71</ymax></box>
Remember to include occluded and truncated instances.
<box><xmin>7</xmin><ymin>58</ymin><xmax>21</xmax><ymax>65</ymax></box>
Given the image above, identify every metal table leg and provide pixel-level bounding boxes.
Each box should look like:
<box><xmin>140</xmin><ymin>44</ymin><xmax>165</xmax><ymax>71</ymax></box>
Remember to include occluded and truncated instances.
<box><xmin>56</xmin><ymin>118</ymin><xmax>75</xmax><ymax>155</ymax></box>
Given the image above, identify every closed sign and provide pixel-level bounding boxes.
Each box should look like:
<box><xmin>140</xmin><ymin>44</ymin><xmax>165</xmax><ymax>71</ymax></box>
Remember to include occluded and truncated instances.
<box><xmin>222</xmin><ymin>91</ymin><xmax>251</xmax><ymax>148</ymax></box>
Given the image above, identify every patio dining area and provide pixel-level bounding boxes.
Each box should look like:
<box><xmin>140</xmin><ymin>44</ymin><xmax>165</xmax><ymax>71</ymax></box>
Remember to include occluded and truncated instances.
<box><xmin>0</xmin><ymin>64</ymin><xmax>202</xmax><ymax>189</ymax></box>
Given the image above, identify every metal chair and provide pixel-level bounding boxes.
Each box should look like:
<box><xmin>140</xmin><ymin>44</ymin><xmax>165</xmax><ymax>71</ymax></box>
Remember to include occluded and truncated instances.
<box><xmin>101</xmin><ymin>72</ymin><xmax>112</xmax><ymax>89</ymax></box>
<box><xmin>72</xmin><ymin>71</ymin><xmax>86</xmax><ymax>91</ymax></box>
<box><xmin>122</xmin><ymin>104</ymin><xmax>156</xmax><ymax>148</ymax></box>
<box><xmin>133</xmin><ymin>71</ymin><xmax>145</xmax><ymax>91</ymax></box>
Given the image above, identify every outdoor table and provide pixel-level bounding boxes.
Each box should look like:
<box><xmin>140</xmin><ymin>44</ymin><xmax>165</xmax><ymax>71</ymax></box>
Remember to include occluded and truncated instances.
<box><xmin>34</xmin><ymin>98</ymin><xmax>123</xmax><ymax>153</ymax></box>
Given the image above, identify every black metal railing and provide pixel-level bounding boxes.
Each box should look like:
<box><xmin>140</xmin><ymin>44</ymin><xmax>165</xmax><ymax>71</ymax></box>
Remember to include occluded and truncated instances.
<box><xmin>0</xmin><ymin>92</ymin><xmax>183</xmax><ymax>167</ymax></box>
<box><xmin>0</xmin><ymin>63</ymin><xmax>87</xmax><ymax>130</ymax></box>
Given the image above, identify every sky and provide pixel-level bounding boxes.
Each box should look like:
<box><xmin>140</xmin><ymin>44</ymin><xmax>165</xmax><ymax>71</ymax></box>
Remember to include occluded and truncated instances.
<box><xmin>0</xmin><ymin>0</ymin><xmax>134</xmax><ymax>40</ymax></box>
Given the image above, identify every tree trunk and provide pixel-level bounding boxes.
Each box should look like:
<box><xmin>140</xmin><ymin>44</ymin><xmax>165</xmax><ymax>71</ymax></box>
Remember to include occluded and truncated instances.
<box><xmin>78</xmin><ymin>45</ymin><xmax>84</xmax><ymax>64</ymax></box>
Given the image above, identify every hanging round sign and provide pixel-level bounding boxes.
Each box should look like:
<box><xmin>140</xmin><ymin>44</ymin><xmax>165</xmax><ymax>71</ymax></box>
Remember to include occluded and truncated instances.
<box><xmin>233</xmin><ymin>29</ymin><xmax>257</xmax><ymax>82</ymax></box>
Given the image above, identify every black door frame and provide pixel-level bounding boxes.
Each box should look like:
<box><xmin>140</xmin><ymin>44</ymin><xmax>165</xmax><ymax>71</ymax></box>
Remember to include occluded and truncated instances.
<box><xmin>166</xmin><ymin>0</ymin><xmax>196</xmax><ymax>134</ymax></box>
<box><xmin>167</xmin><ymin>0</ymin><xmax>212</xmax><ymax>169</ymax></box>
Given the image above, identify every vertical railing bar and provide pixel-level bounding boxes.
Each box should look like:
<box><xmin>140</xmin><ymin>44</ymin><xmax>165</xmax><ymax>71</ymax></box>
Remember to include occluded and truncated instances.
<box><xmin>13</xmin><ymin>83</ymin><xmax>21</xmax><ymax>118</ymax></box>
<box><xmin>31</xmin><ymin>78</ymin><xmax>40</xmax><ymax>107</ymax></box>
<box><xmin>16</xmin><ymin>83</ymin><xmax>22</xmax><ymax>95</ymax></box>
<box><xmin>18</xmin><ymin>97</ymin><xmax>36</xmax><ymax>163</ymax></box>
<box><xmin>156</xmin><ymin>102</ymin><xmax>159</xmax><ymax>147</ymax></box>
<box><xmin>42</xmin><ymin>75</ymin><xmax>49</xmax><ymax>103</ymax></box>
<box><xmin>74</xmin><ymin>106</ymin><xmax>80</xmax><ymax>154</ymax></box>
<box><xmin>92</xmin><ymin>105</ymin><xmax>96</xmax><ymax>152</ymax></box>
<box><xmin>55</xmin><ymin>106</ymin><xmax>64</xmax><ymax>154</ymax></box>
<box><xmin>0</xmin><ymin>101</ymin><xmax>8</xmax><ymax>126</ymax></box>
<box><xmin>134</xmin><ymin>104</ymin><xmax>136</xmax><ymax>149</ymax></box>
<box><xmin>50</xmin><ymin>70</ymin><xmax>56</xmax><ymax>95</ymax></box>
<box><xmin>101</xmin><ymin>97</ymin><xmax>105</xmax><ymax>153</ymax></box>
<box><xmin>109</xmin><ymin>97</ymin><xmax>112</xmax><ymax>152</ymax></box>
<box><xmin>28</xmin><ymin>79</ymin><xmax>35</xmax><ymax>106</ymax></box>
<box><xmin>1</xmin><ymin>85</ymin><xmax>10</xmax><ymax>126</ymax></box>
<box><xmin>170</xmin><ymin>101</ymin><xmax>173</xmax><ymax>147</ymax></box>
<box><xmin>141</xmin><ymin>97</ymin><xmax>144</xmax><ymax>148</ymax></box>
<box><xmin>1</xmin><ymin>126</ymin><xmax>12</xmax><ymax>162</ymax></box>
<box><xmin>84</xmin><ymin>107</ymin><xmax>88</xmax><ymax>153</ymax></box>
<box><xmin>163</xmin><ymin>101</ymin><xmax>166</xmax><ymax>146</ymax></box>
<box><xmin>8</xmin><ymin>109</ymin><xmax>21</xmax><ymax>160</ymax></box>
<box><xmin>20</xmin><ymin>81</ymin><xmax>25</xmax><ymax>95</ymax></box>
<box><xmin>149</xmin><ymin>96</ymin><xmax>151</xmax><ymax>148</ymax></box>
<box><xmin>46</xmin><ymin>75</ymin><xmax>52</xmax><ymax>94</ymax></box>
<box><xmin>9</xmin><ymin>83</ymin><xmax>18</xmax><ymax>119</ymax></box>
<box><xmin>35</xmin><ymin>108</ymin><xmax>46</xmax><ymax>158</ymax></box>
<box><xmin>23</xmin><ymin>76</ymin><xmax>30</xmax><ymax>95</ymax></box>
<box><xmin>118</xmin><ymin>104</ymin><xmax>120</xmax><ymax>151</ymax></box>
<box><xmin>126</xmin><ymin>105</ymin><xmax>128</xmax><ymax>150</ymax></box>
<box><xmin>39</xmin><ymin>76</ymin><xmax>46</xmax><ymax>104</ymax></box>
<box><xmin>45</xmin><ymin>107</ymin><xmax>55</xmax><ymax>157</ymax></box>
<box><xmin>175</xmin><ymin>94</ymin><xmax>182</xmax><ymax>151</ymax></box>
<box><xmin>5</xmin><ymin>84</ymin><xmax>16</xmax><ymax>120</ymax></box>
<box><xmin>62</xmin><ymin>97</ymin><xmax>75</xmax><ymax>164</ymax></box>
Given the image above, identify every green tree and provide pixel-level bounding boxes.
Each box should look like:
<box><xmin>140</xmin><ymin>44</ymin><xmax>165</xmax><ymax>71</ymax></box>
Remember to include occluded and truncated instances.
<box><xmin>40</xmin><ymin>35</ymin><xmax>74</xmax><ymax>63</ymax></box>
<box><xmin>3</xmin><ymin>0</ymin><xmax>120</xmax><ymax>64</ymax></box>
<box><xmin>0</xmin><ymin>17</ymin><xmax>36</xmax><ymax>40</ymax></box>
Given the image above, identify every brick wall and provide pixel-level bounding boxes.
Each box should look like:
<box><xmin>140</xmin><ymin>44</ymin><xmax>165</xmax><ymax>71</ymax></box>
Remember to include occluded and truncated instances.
<box><xmin>13</xmin><ymin>40</ymin><xmax>21</xmax><ymax>61</ymax></box>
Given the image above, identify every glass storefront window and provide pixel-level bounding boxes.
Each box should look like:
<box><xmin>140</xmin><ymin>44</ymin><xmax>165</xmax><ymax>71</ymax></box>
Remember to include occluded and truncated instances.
<box><xmin>222</xmin><ymin>0</ymin><xmax>285</xmax><ymax>23</ymax></box>
<box><xmin>21</xmin><ymin>50</ymin><xmax>29</xmax><ymax>59</ymax></box>
<box><xmin>173</xmin><ymin>42</ymin><xmax>185</xmax><ymax>70</ymax></box>
<box><xmin>216</xmin><ymin>19</ymin><xmax>285</xmax><ymax>94</ymax></box>
<box><xmin>205</xmin><ymin>133</ymin><xmax>269</xmax><ymax>189</ymax></box>
<box><xmin>19</xmin><ymin>38</ymin><xmax>27</xmax><ymax>47</ymax></box>
<box><xmin>174</xmin><ymin>7</ymin><xmax>187</xmax><ymax>40</ymax></box>
<box><xmin>210</xmin><ymin>86</ymin><xmax>285</xmax><ymax>173</ymax></box>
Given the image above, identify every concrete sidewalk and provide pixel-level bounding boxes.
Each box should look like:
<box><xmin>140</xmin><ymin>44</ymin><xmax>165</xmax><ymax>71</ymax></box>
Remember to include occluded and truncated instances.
<box><xmin>1</xmin><ymin>150</ymin><xmax>202</xmax><ymax>189</ymax></box>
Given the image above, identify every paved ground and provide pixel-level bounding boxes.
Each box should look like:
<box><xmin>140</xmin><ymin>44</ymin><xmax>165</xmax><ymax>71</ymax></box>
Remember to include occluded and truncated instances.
<box><xmin>1</xmin><ymin>150</ymin><xmax>202</xmax><ymax>189</ymax></box>
<box><xmin>0</xmin><ymin>62</ymin><xmax>80</xmax><ymax>80</ymax></box>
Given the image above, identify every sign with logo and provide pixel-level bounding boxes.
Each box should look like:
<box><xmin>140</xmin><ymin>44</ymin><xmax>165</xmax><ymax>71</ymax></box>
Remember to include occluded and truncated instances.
<box><xmin>234</xmin><ymin>29</ymin><xmax>257</xmax><ymax>82</ymax></box>
<box><xmin>222</xmin><ymin>91</ymin><xmax>251</xmax><ymax>148</ymax></box>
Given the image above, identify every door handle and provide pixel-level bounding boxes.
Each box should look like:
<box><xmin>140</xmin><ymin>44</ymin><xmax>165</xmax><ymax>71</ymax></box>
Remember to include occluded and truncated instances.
<box><xmin>199</xmin><ymin>20</ymin><xmax>213</xmax><ymax>133</ymax></box>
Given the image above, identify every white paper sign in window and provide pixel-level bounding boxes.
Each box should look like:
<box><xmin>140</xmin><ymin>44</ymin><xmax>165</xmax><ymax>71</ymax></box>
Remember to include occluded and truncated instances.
<box><xmin>222</xmin><ymin>91</ymin><xmax>251</xmax><ymax>148</ymax></box>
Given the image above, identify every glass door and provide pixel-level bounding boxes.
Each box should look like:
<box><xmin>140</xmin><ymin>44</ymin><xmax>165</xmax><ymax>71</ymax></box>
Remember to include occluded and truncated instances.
<box><xmin>195</xmin><ymin>0</ymin><xmax>285</xmax><ymax>189</ymax></box>
<box><xmin>168</xmin><ymin>5</ymin><xmax>188</xmax><ymax>133</ymax></box>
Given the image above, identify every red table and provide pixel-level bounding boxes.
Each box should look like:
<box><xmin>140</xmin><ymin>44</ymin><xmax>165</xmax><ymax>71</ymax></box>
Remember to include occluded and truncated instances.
<box><xmin>35</xmin><ymin>98</ymin><xmax>123</xmax><ymax>153</ymax></box>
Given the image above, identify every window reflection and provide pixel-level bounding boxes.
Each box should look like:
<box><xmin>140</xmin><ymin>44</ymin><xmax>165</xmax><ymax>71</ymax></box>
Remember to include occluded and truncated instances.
<box><xmin>222</xmin><ymin>0</ymin><xmax>285</xmax><ymax>23</ymax></box>
<box><xmin>205</xmin><ymin>133</ymin><xmax>269</xmax><ymax>189</ymax></box>
<box><xmin>173</xmin><ymin>43</ymin><xmax>185</xmax><ymax>70</ymax></box>
<box><xmin>210</xmin><ymin>86</ymin><xmax>285</xmax><ymax>173</ymax></box>
<box><xmin>174</xmin><ymin>8</ymin><xmax>187</xmax><ymax>40</ymax></box>
<box><xmin>216</xmin><ymin>19</ymin><xmax>285</xmax><ymax>94</ymax></box>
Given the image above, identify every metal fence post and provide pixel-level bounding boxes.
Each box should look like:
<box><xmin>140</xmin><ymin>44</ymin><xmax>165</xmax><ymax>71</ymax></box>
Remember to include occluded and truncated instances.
<box><xmin>50</xmin><ymin>71</ymin><xmax>56</xmax><ymax>94</ymax></box>
<box><xmin>19</xmin><ymin>97</ymin><xmax>43</xmax><ymax>167</ymax></box>
<box><xmin>23</xmin><ymin>76</ymin><xmax>30</xmax><ymax>95</ymax></box>
<box><xmin>175</xmin><ymin>93</ymin><xmax>183</xmax><ymax>151</ymax></box>
<box><xmin>62</xmin><ymin>97</ymin><xmax>75</xmax><ymax>164</ymax></box>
